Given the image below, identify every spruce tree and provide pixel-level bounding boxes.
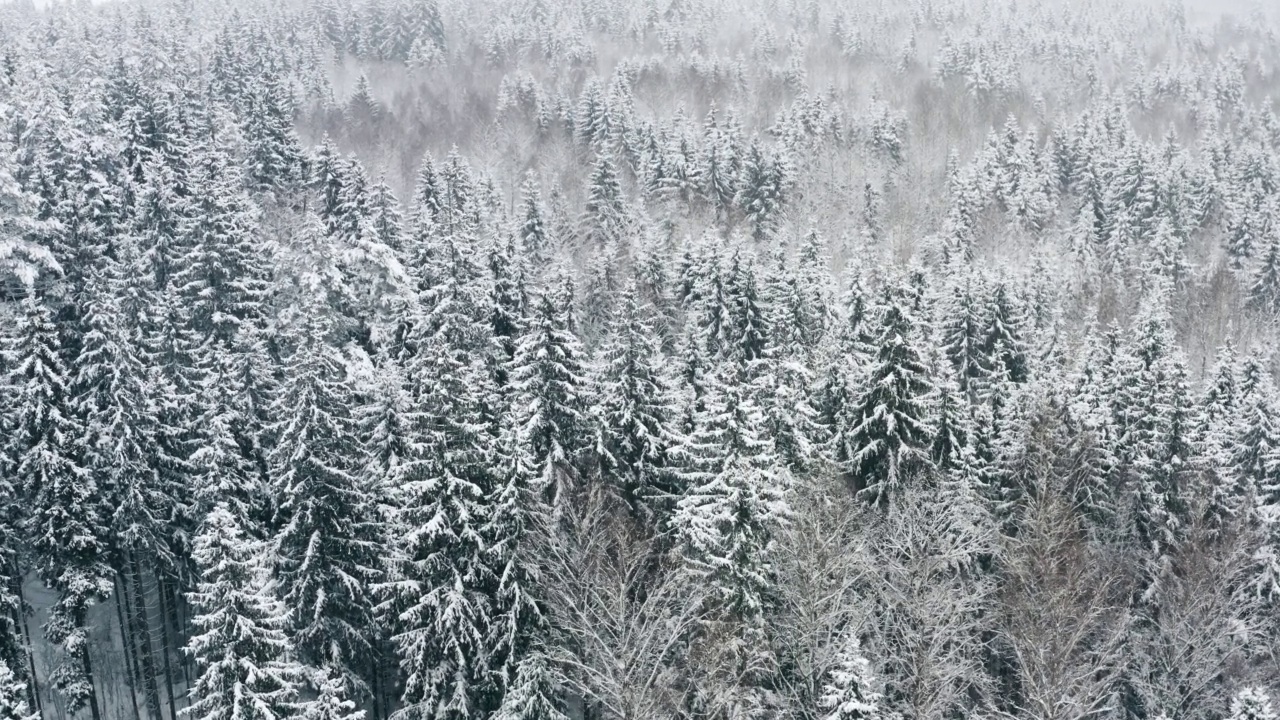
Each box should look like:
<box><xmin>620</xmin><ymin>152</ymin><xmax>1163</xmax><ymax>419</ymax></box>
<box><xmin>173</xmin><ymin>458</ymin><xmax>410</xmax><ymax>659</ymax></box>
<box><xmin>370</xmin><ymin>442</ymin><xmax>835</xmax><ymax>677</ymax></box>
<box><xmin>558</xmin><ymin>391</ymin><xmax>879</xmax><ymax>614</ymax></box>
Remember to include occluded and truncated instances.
<box><xmin>941</xmin><ymin>272</ymin><xmax>993</xmax><ymax>402</ymax></box>
<box><xmin>581</xmin><ymin>151</ymin><xmax>627</xmax><ymax>248</ymax></box>
<box><xmin>0</xmin><ymin>137</ymin><xmax>56</xmax><ymax>285</ymax></box>
<box><xmin>509</xmin><ymin>284</ymin><xmax>592</xmax><ymax>514</ymax></box>
<box><xmin>700</xmin><ymin>106</ymin><xmax>740</xmax><ymax>218</ymax></box>
<box><xmin>1230</xmin><ymin>688</ymin><xmax>1278</xmax><ymax>720</ymax></box>
<box><xmin>1249</xmin><ymin>233</ymin><xmax>1280</xmax><ymax>315</ymax></box>
<box><xmin>736</xmin><ymin>139</ymin><xmax>786</xmax><ymax>241</ymax></box>
<box><xmin>848</xmin><ymin>285</ymin><xmax>935</xmax><ymax>508</ymax></box>
<box><xmin>821</xmin><ymin>636</ymin><xmax>884</xmax><ymax>720</ymax></box>
<box><xmin>0</xmin><ymin>456</ymin><xmax>26</xmax><ymax>712</ymax></box>
<box><xmin>674</xmin><ymin>363</ymin><xmax>790</xmax><ymax>623</ymax></box>
<box><xmin>301</xmin><ymin>668</ymin><xmax>367</xmax><ymax>720</ymax></box>
<box><xmin>7</xmin><ymin>295</ymin><xmax>112</xmax><ymax>717</ymax></box>
<box><xmin>0</xmin><ymin>660</ymin><xmax>35</xmax><ymax>720</ymax></box>
<box><xmin>243</xmin><ymin>75</ymin><xmax>305</xmax><ymax>194</ymax></box>
<box><xmin>176</xmin><ymin>145</ymin><xmax>270</xmax><ymax>352</ymax></box>
<box><xmin>367</xmin><ymin>175</ymin><xmax>405</xmax><ymax>253</ymax></box>
<box><xmin>593</xmin><ymin>282</ymin><xmax>680</xmax><ymax>524</ymax></box>
<box><xmin>518</xmin><ymin>173</ymin><xmax>551</xmax><ymax>267</ymax></box>
<box><xmin>492</xmin><ymin>653</ymin><xmax>566</xmax><ymax>720</ymax></box>
<box><xmin>270</xmin><ymin>306</ymin><xmax>384</xmax><ymax>699</ymax></box>
<box><xmin>184</xmin><ymin>504</ymin><xmax>300</xmax><ymax>720</ymax></box>
<box><xmin>983</xmin><ymin>279</ymin><xmax>1029</xmax><ymax>384</ymax></box>
<box><xmin>1118</xmin><ymin>295</ymin><xmax>1194</xmax><ymax>602</ymax></box>
<box><xmin>383</xmin><ymin>256</ymin><xmax>506</xmax><ymax>720</ymax></box>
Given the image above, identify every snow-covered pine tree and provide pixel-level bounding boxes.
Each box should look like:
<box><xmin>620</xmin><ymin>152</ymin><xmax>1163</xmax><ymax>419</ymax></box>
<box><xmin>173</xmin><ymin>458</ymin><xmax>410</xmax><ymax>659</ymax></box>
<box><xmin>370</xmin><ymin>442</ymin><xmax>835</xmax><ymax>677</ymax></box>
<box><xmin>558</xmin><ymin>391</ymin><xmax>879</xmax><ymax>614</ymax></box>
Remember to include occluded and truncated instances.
<box><xmin>518</xmin><ymin>173</ymin><xmax>551</xmax><ymax>267</ymax></box>
<box><xmin>674</xmin><ymin>362</ymin><xmax>790</xmax><ymax>623</ymax></box>
<box><xmin>1249</xmin><ymin>232</ymin><xmax>1280</xmax><ymax>316</ymax></box>
<box><xmin>581</xmin><ymin>150</ymin><xmax>628</xmax><ymax>248</ymax></box>
<box><xmin>367</xmin><ymin>175</ymin><xmax>405</xmax><ymax>253</ymax></box>
<box><xmin>6</xmin><ymin>295</ymin><xmax>112</xmax><ymax>716</ymax></box>
<box><xmin>1229</xmin><ymin>688</ymin><xmax>1278</xmax><ymax>720</ymax></box>
<box><xmin>941</xmin><ymin>271</ymin><xmax>993</xmax><ymax>402</ymax></box>
<box><xmin>72</xmin><ymin>254</ymin><xmax>181</xmax><ymax>720</ymax></box>
<box><xmin>270</xmin><ymin>303</ymin><xmax>384</xmax><ymax>700</ymax></box>
<box><xmin>176</xmin><ymin>143</ymin><xmax>270</xmax><ymax>352</ymax></box>
<box><xmin>489</xmin><ymin>234</ymin><xmax>528</xmax><ymax>379</ymax></box>
<box><xmin>699</xmin><ymin>106</ymin><xmax>741</xmax><ymax>219</ymax></box>
<box><xmin>0</xmin><ymin>135</ymin><xmax>56</xmax><ymax>286</ymax></box>
<box><xmin>509</xmin><ymin>281</ymin><xmax>592</xmax><ymax>516</ymax></box>
<box><xmin>0</xmin><ymin>660</ymin><xmax>35</xmax><ymax>720</ymax></box>
<box><xmin>1231</xmin><ymin>372</ymin><xmax>1280</xmax><ymax>508</ymax></box>
<box><xmin>848</xmin><ymin>282</ymin><xmax>935</xmax><ymax>508</ymax></box>
<box><xmin>492</xmin><ymin>652</ymin><xmax>566</xmax><ymax>720</ymax></box>
<box><xmin>592</xmin><ymin>281</ymin><xmax>680</xmax><ymax>525</ymax></box>
<box><xmin>184</xmin><ymin>504</ymin><xmax>300</xmax><ymax>720</ymax></box>
<box><xmin>821</xmin><ymin>636</ymin><xmax>885</xmax><ymax>720</ymax></box>
<box><xmin>301</xmin><ymin>667</ymin><xmax>366</xmax><ymax>720</ymax></box>
<box><xmin>983</xmin><ymin>278</ymin><xmax>1029</xmax><ymax>385</ymax></box>
<box><xmin>243</xmin><ymin>74</ymin><xmax>305</xmax><ymax>194</ymax></box>
<box><xmin>1117</xmin><ymin>293</ymin><xmax>1193</xmax><ymax>604</ymax></box>
<box><xmin>736</xmin><ymin>139</ymin><xmax>786</xmax><ymax>241</ymax></box>
<box><xmin>932</xmin><ymin>370</ymin><xmax>974</xmax><ymax>472</ymax></box>
<box><xmin>0</xmin><ymin>441</ymin><xmax>26</xmax><ymax>713</ymax></box>
<box><xmin>382</xmin><ymin>250</ymin><xmax>508</xmax><ymax>720</ymax></box>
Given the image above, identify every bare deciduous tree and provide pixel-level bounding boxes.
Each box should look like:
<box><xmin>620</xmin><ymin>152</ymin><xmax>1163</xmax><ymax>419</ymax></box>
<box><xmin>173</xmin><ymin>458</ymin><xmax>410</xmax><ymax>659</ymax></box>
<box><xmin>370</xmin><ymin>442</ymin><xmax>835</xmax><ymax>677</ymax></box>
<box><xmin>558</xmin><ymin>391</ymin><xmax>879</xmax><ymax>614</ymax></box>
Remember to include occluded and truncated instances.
<box><xmin>538</xmin><ymin>491</ymin><xmax>704</xmax><ymax>720</ymax></box>
<box><xmin>996</xmin><ymin>480</ymin><xmax>1129</xmax><ymax>720</ymax></box>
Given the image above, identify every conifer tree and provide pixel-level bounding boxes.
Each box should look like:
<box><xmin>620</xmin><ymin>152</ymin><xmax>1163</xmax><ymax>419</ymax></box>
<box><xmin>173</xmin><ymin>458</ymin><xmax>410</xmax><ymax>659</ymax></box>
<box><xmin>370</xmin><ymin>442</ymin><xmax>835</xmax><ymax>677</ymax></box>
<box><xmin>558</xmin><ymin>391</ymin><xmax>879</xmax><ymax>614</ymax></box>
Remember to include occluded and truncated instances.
<box><xmin>848</xmin><ymin>285</ymin><xmax>935</xmax><ymax>508</ymax></box>
<box><xmin>1233</xmin><ymin>382</ymin><xmax>1280</xmax><ymax>506</ymax></box>
<box><xmin>518</xmin><ymin>173</ymin><xmax>551</xmax><ymax>267</ymax></box>
<box><xmin>674</xmin><ymin>363</ymin><xmax>790</xmax><ymax>622</ymax></box>
<box><xmin>932</xmin><ymin>372</ymin><xmax>974</xmax><ymax>472</ymax></box>
<box><xmin>301</xmin><ymin>669</ymin><xmax>367</xmax><ymax>720</ymax></box>
<box><xmin>1118</xmin><ymin>295</ymin><xmax>1194</xmax><ymax>602</ymax></box>
<box><xmin>1249</xmin><ymin>233</ymin><xmax>1280</xmax><ymax>315</ymax></box>
<box><xmin>1229</xmin><ymin>688</ymin><xmax>1278</xmax><ymax>720</ymax></box>
<box><xmin>726</xmin><ymin>250</ymin><xmax>771</xmax><ymax>364</ymax></box>
<box><xmin>382</xmin><ymin>256</ymin><xmax>507</xmax><ymax>720</ymax></box>
<box><xmin>581</xmin><ymin>150</ymin><xmax>627</xmax><ymax>248</ymax></box>
<box><xmin>184</xmin><ymin>504</ymin><xmax>300</xmax><ymax>720</ymax></box>
<box><xmin>736</xmin><ymin>139</ymin><xmax>786</xmax><ymax>241</ymax></box>
<box><xmin>941</xmin><ymin>272</ymin><xmax>993</xmax><ymax>402</ymax></box>
<box><xmin>983</xmin><ymin>279</ymin><xmax>1029</xmax><ymax>384</ymax></box>
<box><xmin>7</xmin><ymin>296</ymin><xmax>111</xmax><ymax>717</ymax></box>
<box><xmin>243</xmin><ymin>75</ymin><xmax>305</xmax><ymax>194</ymax></box>
<box><xmin>821</xmin><ymin>636</ymin><xmax>884</xmax><ymax>720</ymax></box>
<box><xmin>0</xmin><ymin>660</ymin><xmax>35</xmax><ymax>720</ymax></box>
<box><xmin>489</xmin><ymin>235</ymin><xmax>527</xmax><ymax>378</ymax></box>
<box><xmin>270</xmin><ymin>305</ymin><xmax>384</xmax><ymax>699</ymax></box>
<box><xmin>367</xmin><ymin>175</ymin><xmax>405</xmax><ymax>253</ymax></box>
<box><xmin>492</xmin><ymin>653</ymin><xmax>566</xmax><ymax>720</ymax></box>
<box><xmin>0</xmin><ymin>138</ymin><xmax>56</xmax><ymax>285</ymax></box>
<box><xmin>177</xmin><ymin>145</ymin><xmax>270</xmax><ymax>351</ymax></box>
<box><xmin>700</xmin><ymin>107</ymin><xmax>741</xmax><ymax>218</ymax></box>
<box><xmin>593</xmin><ymin>282</ymin><xmax>679</xmax><ymax>524</ymax></box>
<box><xmin>0</xmin><ymin>446</ymin><xmax>26</xmax><ymax>712</ymax></box>
<box><xmin>793</xmin><ymin>230</ymin><xmax>837</xmax><ymax>350</ymax></box>
<box><xmin>510</xmin><ymin>284</ymin><xmax>592</xmax><ymax>513</ymax></box>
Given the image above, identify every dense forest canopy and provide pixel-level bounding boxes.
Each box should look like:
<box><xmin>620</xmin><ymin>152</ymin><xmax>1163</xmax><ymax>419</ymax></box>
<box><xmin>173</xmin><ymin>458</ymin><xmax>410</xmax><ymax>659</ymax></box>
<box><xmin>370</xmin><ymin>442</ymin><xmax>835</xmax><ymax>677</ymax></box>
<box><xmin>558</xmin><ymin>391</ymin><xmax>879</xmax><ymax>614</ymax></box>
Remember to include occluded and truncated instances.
<box><xmin>3</xmin><ymin>0</ymin><xmax>1280</xmax><ymax>720</ymax></box>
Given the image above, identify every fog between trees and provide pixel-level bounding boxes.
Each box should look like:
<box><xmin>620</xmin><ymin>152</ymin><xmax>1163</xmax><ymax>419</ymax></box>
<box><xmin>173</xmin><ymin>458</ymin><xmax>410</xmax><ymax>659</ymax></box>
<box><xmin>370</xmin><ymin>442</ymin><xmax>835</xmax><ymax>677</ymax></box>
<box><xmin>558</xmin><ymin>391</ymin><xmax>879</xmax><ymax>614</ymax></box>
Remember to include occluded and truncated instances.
<box><xmin>2</xmin><ymin>1</ymin><xmax>1280</xmax><ymax>720</ymax></box>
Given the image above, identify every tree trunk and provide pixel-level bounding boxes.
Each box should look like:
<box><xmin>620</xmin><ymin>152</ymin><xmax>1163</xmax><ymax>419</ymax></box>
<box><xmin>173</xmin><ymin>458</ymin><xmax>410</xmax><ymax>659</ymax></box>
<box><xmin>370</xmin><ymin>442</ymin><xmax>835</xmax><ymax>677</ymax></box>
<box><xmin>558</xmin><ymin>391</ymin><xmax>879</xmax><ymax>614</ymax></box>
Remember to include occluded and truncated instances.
<box><xmin>126</xmin><ymin>557</ymin><xmax>164</xmax><ymax>720</ymax></box>
<box><xmin>166</xmin><ymin>582</ymin><xmax>192</xmax><ymax>687</ymax></box>
<box><xmin>112</xmin><ymin>574</ymin><xmax>143</xmax><ymax>720</ymax></box>
<box><xmin>369</xmin><ymin>650</ymin><xmax>383</xmax><ymax>720</ymax></box>
<box><xmin>15</xmin><ymin>576</ymin><xmax>43</xmax><ymax>720</ymax></box>
<box><xmin>81</xmin><ymin>649</ymin><xmax>101</xmax><ymax>720</ymax></box>
<box><xmin>153</xmin><ymin>572</ymin><xmax>180</xmax><ymax>720</ymax></box>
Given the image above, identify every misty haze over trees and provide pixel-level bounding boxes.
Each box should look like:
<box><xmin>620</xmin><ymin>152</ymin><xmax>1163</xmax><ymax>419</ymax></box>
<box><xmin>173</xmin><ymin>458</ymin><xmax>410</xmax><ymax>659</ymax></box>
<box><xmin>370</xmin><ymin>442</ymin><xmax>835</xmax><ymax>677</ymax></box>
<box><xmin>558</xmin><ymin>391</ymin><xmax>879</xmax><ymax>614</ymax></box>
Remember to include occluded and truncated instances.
<box><xmin>2</xmin><ymin>0</ymin><xmax>1280</xmax><ymax>719</ymax></box>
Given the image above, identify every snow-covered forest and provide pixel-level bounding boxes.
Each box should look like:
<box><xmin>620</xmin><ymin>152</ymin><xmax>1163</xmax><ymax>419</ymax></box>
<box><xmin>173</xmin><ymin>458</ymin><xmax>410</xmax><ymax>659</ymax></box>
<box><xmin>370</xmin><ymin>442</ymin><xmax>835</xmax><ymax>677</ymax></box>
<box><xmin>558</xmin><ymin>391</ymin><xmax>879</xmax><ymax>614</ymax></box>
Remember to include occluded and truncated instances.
<box><xmin>3</xmin><ymin>0</ymin><xmax>1280</xmax><ymax>719</ymax></box>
